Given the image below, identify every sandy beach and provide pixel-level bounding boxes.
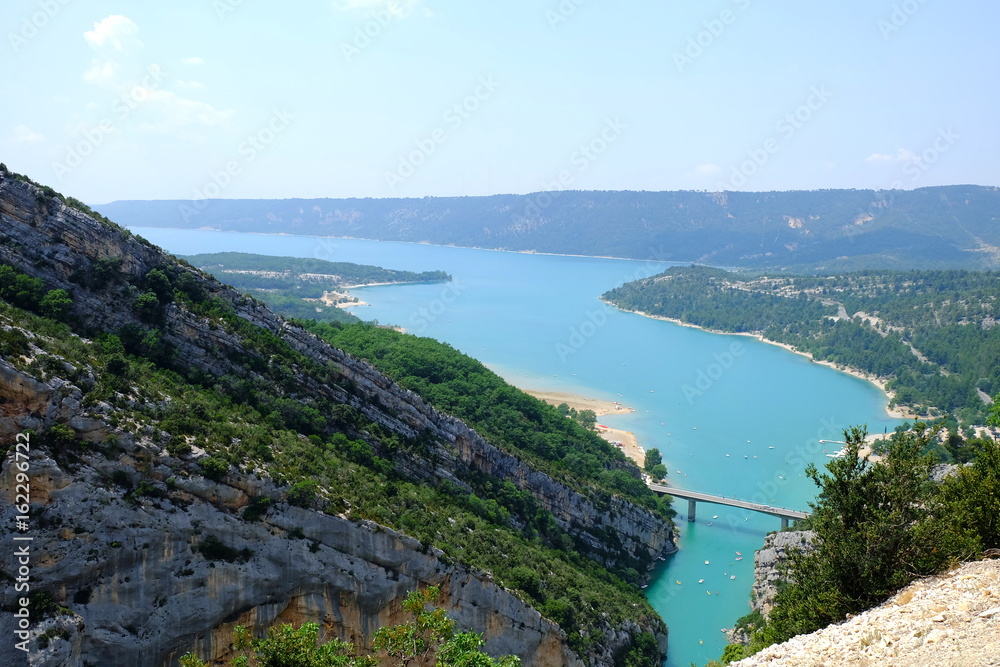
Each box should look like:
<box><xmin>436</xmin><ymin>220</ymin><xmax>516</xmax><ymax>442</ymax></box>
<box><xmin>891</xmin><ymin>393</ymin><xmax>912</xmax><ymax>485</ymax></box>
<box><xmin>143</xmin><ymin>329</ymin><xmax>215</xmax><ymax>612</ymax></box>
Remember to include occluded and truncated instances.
<box><xmin>521</xmin><ymin>389</ymin><xmax>646</xmax><ymax>466</ymax></box>
<box><xmin>602</xmin><ymin>300</ymin><xmax>926</xmax><ymax>421</ymax></box>
<box><xmin>521</xmin><ymin>389</ymin><xmax>634</xmax><ymax>417</ymax></box>
<box><xmin>320</xmin><ymin>290</ymin><xmax>369</xmax><ymax>309</ymax></box>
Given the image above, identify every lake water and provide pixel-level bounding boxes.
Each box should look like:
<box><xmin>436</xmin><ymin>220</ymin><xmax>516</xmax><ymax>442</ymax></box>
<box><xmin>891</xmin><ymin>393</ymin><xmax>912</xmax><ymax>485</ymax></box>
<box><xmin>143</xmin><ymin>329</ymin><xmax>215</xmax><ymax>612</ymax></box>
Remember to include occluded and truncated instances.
<box><xmin>132</xmin><ymin>227</ymin><xmax>902</xmax><ymax>666</ymax></box>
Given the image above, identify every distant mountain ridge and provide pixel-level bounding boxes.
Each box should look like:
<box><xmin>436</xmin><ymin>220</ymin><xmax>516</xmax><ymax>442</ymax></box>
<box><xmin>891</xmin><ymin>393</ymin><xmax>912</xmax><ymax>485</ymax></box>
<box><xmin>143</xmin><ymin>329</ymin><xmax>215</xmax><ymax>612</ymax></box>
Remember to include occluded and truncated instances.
<box><xmin>97</xmin><ymin>185</ymin><xmax>1000</xmax><ymax>271</ymax></box>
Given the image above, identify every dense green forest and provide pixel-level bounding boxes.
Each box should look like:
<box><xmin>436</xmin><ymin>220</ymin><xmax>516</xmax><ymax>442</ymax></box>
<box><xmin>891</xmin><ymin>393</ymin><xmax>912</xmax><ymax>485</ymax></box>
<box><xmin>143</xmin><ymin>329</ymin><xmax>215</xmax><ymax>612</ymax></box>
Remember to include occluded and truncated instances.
<box><xmin>99</xmin><ymin>185</ymin><xmax>1000</xmax><ymax>270</ymax></box>
<box><xmin>0</xmin><ymin>257</ymin><xmax>664</xmax><ymax>662</ymax></box>
<box><xmin>603</xmin><ymin>266</ymin><xmax>1000</xmax><ymax>425</ymax></box>
<box><xmin>713</xmin><ymin>422</ymin><xmax>1000</xmax><ymax>664</ymax></box>
<box><xmin>182</xmin><ymin>251</ymin><xmax>450</xmax><ymax>324</ymax></box>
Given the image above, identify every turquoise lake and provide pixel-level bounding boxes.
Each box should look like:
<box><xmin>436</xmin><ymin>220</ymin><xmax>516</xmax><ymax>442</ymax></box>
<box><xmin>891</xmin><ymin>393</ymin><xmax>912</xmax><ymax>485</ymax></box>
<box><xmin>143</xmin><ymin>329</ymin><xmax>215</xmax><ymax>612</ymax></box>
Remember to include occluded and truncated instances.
<box><xmin>132</xmin><ymin>227</ymin><xmax>903</xmax><ymax>667</ymax></box>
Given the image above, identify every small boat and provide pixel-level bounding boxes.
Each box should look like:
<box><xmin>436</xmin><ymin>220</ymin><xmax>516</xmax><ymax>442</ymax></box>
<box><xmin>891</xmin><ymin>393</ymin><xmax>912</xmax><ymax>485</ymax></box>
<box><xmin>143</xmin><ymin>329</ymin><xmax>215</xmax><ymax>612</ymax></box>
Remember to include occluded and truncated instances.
<box><xmin>730</xmin><ymin>575</ymin><xmax>736</xmax><ymax>580</ymax></box>
<box><xmin>736</xmin><ymin>557</ymin><xmax>743</xmax><ymax>561</ymax></box>
<box><xmin>641</xmin><ymin>584</ymin><xmax>648</xmax><ymax>589</ymax></box>
<box><xmin>675</xmin><ymin>580</ymin><xmax>682</xmax><ymax>585</ymax></box>
<box><xmin>735</xmin><ymin>551</ymin><xmax>742</xmax><ymax>556</ymax></box>
<box><xmin>712</xmin><ymin>515</ymin><xmax>719</xmax><ymax>519</ymax></box>
<box><xmin>705</xmin><ymin>560</ymin><xmax>710</xmax><ymax>565</ymax></box>
<box><xmin>706</xmin><ymin>590</ymin><xmax>711</xmax><ymax>596</ymax></box>
<box><xmin>698</xmin><ymin>579</ymin><xmax>704</xmax><ymax>584</ymax></box>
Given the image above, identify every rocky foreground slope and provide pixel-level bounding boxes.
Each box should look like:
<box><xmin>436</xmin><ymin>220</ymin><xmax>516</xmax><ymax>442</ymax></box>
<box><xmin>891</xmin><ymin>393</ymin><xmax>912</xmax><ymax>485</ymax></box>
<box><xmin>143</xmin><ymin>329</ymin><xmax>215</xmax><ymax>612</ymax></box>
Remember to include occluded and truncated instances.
<box><xmin>730</xmin><ymin>558</ymin><xmax>1000</xmax><ymax>666</ymax></box>
<box><xmin>0</xmin><ymin>171</ymin><xmax>674</xmax><ymax>665</ymax></box>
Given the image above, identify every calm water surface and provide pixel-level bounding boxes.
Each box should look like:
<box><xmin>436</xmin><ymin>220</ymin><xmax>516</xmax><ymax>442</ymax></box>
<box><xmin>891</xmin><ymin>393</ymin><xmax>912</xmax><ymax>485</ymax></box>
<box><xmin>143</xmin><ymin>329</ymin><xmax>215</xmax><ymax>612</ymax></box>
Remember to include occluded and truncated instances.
<box><xmin>133</xmin><ymin>228</ymin><xmax>902</xmax><ymax>666</ymax></box>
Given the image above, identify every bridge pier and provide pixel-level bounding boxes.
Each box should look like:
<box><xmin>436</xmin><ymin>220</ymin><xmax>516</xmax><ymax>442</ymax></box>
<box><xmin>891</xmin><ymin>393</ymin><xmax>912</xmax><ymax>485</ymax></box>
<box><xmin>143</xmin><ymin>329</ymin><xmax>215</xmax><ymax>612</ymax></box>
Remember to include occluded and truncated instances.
<box><xmin>781</xmin><ymin>517</ymin><xmax>789</xmax><ymax>530</ymax></box>
<box><xmin>687</xmin><ymin>499</ymin><xmax>696</xmax><ymax>522</ymax></box>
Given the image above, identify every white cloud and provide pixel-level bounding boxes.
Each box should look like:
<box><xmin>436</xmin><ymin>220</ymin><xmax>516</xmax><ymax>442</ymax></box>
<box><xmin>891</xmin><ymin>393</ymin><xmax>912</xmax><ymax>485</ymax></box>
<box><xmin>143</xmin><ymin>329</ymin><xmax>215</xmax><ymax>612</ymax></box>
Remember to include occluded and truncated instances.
<box><xmin>84</xmin><ymin>15</ymin><xmax>140</xmax><ymax>51</ymax></box>
<box><xmin>866</xmin><ymin>148</ymin><xmax>917</xmax><ymax>164</ymax></box>
<box><xmin>83</xmin><ymin>15</ymin><xmax>142</xmax><ymax>86</ymax></box>
<box><xmin>335</xmin><ymin>0</ymin><xmax>424</xmax><ymax>18</ymax></box>
<box><xmin>137</xmin><ymin>90</ymin><xmax>234</xmax><ymax>133</ymax></box>
<box><xmin>14</xmin><ymin>124</ymin><xmax>44</xmax><ymax>143</ymax></box>
<box><xmin>695</xmin><ymin>163</ymin><xmax>721</xmax><ymax>176</ymax></box>
<box><xmin>83</xmin><ymin>60</ymin><xmax>121</xmax><ymax>86</ymax></box>
<box><xmin>77</xmin><ymin>16</ymin><xmax>234</xmax><ymax>137</ymax></box>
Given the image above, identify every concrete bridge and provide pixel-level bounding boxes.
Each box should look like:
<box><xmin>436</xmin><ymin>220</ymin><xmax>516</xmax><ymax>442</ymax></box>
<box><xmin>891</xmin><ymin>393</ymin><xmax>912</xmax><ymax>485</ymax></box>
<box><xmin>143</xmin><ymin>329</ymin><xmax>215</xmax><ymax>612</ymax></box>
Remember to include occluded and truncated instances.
<box><xmin>648</xmin><ymin>483</ymin><xmax>811</xmax><ymax>529</ymax></box>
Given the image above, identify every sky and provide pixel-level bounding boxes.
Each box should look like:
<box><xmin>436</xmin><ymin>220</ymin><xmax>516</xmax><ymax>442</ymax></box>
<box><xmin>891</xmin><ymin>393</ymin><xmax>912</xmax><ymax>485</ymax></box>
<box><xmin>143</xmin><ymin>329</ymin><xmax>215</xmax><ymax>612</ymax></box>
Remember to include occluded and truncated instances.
<box><xmin>1</xmin><ymin>0</ymin><xmax>998</xmax><ymax>204</ymax></box>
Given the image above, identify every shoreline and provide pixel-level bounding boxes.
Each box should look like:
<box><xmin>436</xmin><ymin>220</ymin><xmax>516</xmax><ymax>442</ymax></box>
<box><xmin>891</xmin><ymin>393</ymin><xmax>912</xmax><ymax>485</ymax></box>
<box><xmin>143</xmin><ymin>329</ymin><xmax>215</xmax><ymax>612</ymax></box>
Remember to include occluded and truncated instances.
<box><xmin>128</xmin><ymin>225</ymin><xmax>680</xmax><ymax>265</ymax></box>
<box><xmin>519</xmin><ymin>388</ymin><xmax>646</xmax><ymax>467</ymax></box>
<box><xmin>602</xmin><ymin>300</ymin><xmax>925</xmax><ymax>422</ymax></box>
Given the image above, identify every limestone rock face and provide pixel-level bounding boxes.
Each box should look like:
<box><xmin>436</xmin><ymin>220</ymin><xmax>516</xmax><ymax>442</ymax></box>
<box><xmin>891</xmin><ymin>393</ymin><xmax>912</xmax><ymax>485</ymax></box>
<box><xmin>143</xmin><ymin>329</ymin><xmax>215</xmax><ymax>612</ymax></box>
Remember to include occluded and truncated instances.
<box><xmin>750</xmin><ymin>531</ymin><xmax>815</xmax><ymax>617</ymax></box>
<box><xmin>0</xmin><ymin>174</ymin><xmax>674</xmax><ymax>665</ymax></box>
<box><xmin>0</xmin><ymin>436</ymin><xmax>581</xmax><ymax>667</ymax></box>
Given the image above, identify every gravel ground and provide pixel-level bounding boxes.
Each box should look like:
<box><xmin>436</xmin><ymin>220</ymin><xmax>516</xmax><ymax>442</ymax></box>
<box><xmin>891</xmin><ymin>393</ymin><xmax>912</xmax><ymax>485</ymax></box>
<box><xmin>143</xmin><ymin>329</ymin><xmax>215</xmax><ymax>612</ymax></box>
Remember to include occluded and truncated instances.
<box><xmin>730</xmin><ymin>559</ymin><xmax>1000</xmax><ymax>667</ymax></box>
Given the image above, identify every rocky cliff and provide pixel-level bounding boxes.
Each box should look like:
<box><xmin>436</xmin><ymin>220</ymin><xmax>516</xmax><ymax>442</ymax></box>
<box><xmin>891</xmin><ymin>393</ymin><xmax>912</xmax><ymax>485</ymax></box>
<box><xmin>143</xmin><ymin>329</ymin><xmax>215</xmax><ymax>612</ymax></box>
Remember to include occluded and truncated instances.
<box><xmin>749</xmin><ymin>531</ymin><xmax>814</xmax><ymax>618</ymax></box>
<box><xmin>0</xmin><ymin>172</ymin><xmax>674</xmax><ymax>665</ymax></box>
<box><xmin>0</xmin><ymin>395</ymin><xmax>578</xmax><ymax>666</ymax></box>
<box><xmin>724</xmin><ymin>530</ymin><xmax>814</xmax><ymax>647</ymax></box>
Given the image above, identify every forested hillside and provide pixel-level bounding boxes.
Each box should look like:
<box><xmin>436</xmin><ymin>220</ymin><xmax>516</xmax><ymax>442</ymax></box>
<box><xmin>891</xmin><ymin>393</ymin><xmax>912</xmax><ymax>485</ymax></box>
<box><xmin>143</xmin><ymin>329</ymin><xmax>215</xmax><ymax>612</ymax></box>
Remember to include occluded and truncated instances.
<box><xmin>0</xmin><ymin>168</ymin><xmax>671</xmax><ymax>665</ymax></box>
<box><xmin>183</xmin><ymin>252</ymin><xmax>450</xmax><ymax>324</ymax></box>
<box><xmin>97</xmin><ymin>186</ymin><xmax>1000</xmax><ymax>270</ymax></box>
<box><xmin>603</xmin><ymin>266</ymin><xmax>1000</xmax><ymax>424</ymax></box>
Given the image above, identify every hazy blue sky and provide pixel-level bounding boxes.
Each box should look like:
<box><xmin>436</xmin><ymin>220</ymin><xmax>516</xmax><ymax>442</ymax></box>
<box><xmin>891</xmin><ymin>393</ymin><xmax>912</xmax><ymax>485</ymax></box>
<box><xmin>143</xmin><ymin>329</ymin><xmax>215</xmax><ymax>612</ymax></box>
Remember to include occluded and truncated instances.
<box><xmin>2</xmin><ymin>0</ymin><xmax>996</xmax><ymax>203</ymax></box>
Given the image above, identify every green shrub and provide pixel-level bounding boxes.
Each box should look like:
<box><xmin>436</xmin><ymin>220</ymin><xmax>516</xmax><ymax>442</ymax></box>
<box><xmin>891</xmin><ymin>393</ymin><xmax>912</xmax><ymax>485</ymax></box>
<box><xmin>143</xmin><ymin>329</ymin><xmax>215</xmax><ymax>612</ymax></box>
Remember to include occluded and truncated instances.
<box><xmin>0</xmin><ymin>328</ymin><xmax>30</xmax><ymax>356</ymax></box>
<box><xmin>199</xmin><ymin>456</ymin><xmax>229</xmax><ymax>481</ymax></box>
<box><xmin>286</xmin><ymin>480</ymin><xmax>318</xmax><ymax>508</ymax></box>
<box><xmin>39</xmin><ymin>289</ymin><xmax>72</xmax><ymax>320</ymax></box>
